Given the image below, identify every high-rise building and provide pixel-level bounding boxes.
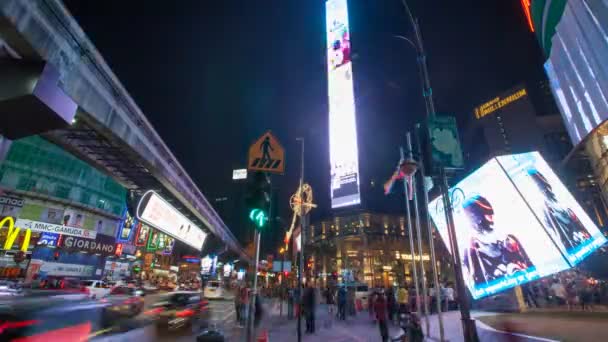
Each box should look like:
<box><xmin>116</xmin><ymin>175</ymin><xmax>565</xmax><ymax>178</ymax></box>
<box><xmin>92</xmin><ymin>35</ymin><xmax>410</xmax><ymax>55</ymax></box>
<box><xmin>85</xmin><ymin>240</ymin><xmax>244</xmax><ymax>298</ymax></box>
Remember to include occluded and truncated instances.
<box><xmin>463</xmin><ymin>81</ymin><xmax>608</xmax><ymax>229</ymax></box>
<box><xmin>529</xmin><ymin>1</ymin><xmax>608</xmax><ymax>216</ymax></box>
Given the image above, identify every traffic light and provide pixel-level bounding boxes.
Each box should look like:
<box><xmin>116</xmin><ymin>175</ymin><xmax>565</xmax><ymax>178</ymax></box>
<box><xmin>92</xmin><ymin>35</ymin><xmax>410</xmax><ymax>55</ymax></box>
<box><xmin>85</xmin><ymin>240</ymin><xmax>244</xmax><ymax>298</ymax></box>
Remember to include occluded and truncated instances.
<box><xmin>246</xmin><ymin>172</ymin><xmax>271</xmax><ymax>230</ymax></box>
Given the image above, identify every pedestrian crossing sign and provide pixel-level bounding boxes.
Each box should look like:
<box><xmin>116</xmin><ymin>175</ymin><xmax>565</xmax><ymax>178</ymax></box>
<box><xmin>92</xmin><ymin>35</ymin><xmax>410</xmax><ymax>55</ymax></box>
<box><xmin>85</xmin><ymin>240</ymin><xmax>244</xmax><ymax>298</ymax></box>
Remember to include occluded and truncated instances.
<box><xmin>248</xmin><ymin>131</ymin><xmax>285</xmax><ymax>174</ymax></box>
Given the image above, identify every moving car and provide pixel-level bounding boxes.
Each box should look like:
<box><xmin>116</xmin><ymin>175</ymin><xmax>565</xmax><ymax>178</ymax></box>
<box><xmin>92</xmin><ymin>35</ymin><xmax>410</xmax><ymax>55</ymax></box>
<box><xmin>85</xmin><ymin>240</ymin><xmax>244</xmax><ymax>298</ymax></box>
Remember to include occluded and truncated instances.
<box><xmin>203</xmin><ymin>281</ymin><xmax>224</xmax><ymax>299</ymax></box>
<box><xmin>100</xmin><ymin>286</ymin><xmax>145</xmax><ymax>318</ymax></box>
<box><xmin>0</xmin><ymin>296</ymin><xmax>156</xmax><ymax>341</ymax></box>
<box><xmin>145</xmin><ymin>291</ymin><xmax>210</xmax><ymax>335</ymax></box>
<box><xmin>0</xmin><ymin>280</ymin><xmax>22</xmax><ymax>297</ymax></box>
<box><xmin>81</xmin><ymin>280</ymin><xmax>111</xmax><ymax>299</ymax></box>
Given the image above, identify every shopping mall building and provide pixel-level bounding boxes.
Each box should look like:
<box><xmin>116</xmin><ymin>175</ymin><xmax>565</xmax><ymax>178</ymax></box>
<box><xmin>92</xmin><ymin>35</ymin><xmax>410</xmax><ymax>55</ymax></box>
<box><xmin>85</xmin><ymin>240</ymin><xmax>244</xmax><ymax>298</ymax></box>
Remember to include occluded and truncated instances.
<box><xmin>0</xmin><ymin>0</ymin><xmax>246</xmax><ymax>285</ymax></box>
<box><xmin>306</xmin><ymin>211</ymin><xmax>449</xmax><ymax>288</ymax></box>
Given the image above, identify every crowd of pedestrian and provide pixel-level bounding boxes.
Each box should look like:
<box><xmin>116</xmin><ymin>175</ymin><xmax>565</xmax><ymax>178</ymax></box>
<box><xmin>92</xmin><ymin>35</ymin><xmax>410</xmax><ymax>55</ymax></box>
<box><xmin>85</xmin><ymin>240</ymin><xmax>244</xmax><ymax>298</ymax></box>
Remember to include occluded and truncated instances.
<box><xmin>522</xmin><ymin>269</ymin><xmax>608</xmax><ymax>311</ymax></box>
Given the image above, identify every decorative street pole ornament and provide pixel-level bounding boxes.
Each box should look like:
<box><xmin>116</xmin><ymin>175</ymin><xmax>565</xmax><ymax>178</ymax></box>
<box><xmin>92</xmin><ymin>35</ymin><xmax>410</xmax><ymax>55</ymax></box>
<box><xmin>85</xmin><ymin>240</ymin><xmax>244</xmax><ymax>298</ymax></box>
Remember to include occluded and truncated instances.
<box><xmin>400</xmin><ymin>158</ymin><xmax>418</xmax><ymax>200</ymax></box>
<box><xmin>284</xmin><ymin>183</ymin><xmax>317</xmax><ymax>249</ymax></box>
<box><xmin>290</xmin><ymin>183</ymin><xmax>316</xmax><ymax>217</ymax></box>
<box><xmin>384</xmin><ymin>157</ymin><xmax>418</xmax><ymax>200</ymax></box>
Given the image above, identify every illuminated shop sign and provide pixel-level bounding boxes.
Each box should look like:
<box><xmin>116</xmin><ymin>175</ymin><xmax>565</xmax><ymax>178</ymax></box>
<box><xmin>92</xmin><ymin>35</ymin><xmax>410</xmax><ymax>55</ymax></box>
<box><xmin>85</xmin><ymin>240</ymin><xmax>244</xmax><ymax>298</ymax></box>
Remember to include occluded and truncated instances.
<box><xmin>15</xmin><ymin>218</ymin><xmax>96</xmax><ymax>239</ymax></box>
<box><xmin>137</xmin><ymin>190</ymin><xmax>207</xmax><ymax>251</ymax></box>
<box><xmin>474</xmin><ymin>88</ymin><xmax>527</xmax><ymax>119</ymax></box>
<box><xmin>429</xmin><ymin>151</ymin><xmax>606</xmax><ymax>300</ymax></box>
<box><xmin>37</xmin><ymin>232</ymin><xmax>59</xmax><ymax>247</ymax></box>
<box><xmin>223</xmin><ymin>263</ymin><xmax>233</xmax><ymax>277</ymax></box>
<box><xmin>327</xmin><ymin>0</ymin><xmax>361</xmax><ymax>208</ymax></box>
<box><xmin>116</xmin><ymin>209</ymin><xmax>137</xmax><ymax>242</ymax></box>
<box><xmin>0</xmin><ymin>217</ymin><xmax>31</xmax><ymax>252</ymax></box>
<box><xmin>60</xmin><ymin>234</ymin><xmax>117</xmax><ymax>256</ymax></box>
<box><xmin>135</xmin><ymin>223</ymin><xmax>151</xmax><ymax>246</ymax></box>
<box><xmin>201</xmin><ymin>255</ymin><xmax>217</xmax><ymax>275</ymax></box>
<box><xmin>182</xmin><ymin>255</ymin><xmax>200</xmax><ymax>264</ymax></box>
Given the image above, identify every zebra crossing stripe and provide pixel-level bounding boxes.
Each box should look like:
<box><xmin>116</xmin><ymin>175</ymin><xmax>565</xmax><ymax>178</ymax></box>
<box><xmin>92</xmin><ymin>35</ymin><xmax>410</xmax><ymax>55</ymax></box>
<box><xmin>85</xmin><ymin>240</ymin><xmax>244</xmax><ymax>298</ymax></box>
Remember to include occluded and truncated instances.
<box><xmin>250</xmin><ymin>158</ymin><xmax>281</xmax><ymax>170</ymax></box>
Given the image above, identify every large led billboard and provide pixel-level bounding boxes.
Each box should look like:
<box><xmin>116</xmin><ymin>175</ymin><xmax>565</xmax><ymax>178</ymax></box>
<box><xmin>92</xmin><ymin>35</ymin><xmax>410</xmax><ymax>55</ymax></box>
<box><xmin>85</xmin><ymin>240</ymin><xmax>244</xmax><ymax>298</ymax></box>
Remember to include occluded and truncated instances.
<box><xmin>429</xmin><ymin>152</ymin><xmax>606</xmax><ymax>300</ymax></box>
<box><xmin>497</xmin><ymin>152</ymin><xmax>607</xmax><ymax>265</ymax></box>
<box><xmin>326</xmin><ymin>0</ymin><xmax>360</xmax><ymax>208</ymax></box>
<box><xmin>136</xmin><ymin>190</ymin><xmax>207</xmax><ymax>251</ymax></box>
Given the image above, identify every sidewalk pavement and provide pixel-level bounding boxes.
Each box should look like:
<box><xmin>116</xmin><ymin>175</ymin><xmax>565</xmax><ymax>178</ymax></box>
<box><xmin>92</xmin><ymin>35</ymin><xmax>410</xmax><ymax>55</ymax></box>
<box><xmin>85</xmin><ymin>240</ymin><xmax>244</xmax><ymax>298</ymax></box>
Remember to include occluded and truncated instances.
<box><xmin>423</xmin><ymin>310</ymin><xmax>557</xmax><ymax>342</ymax></box>
<box><xmin>262</xmin><ymin>301</ymin><xmax>403</xmax><ymax>342</ymax></box>
<box><xmin>260</xmin><ymin>300</ymin><xmax>555</xmax><ymax>342</ymax></box>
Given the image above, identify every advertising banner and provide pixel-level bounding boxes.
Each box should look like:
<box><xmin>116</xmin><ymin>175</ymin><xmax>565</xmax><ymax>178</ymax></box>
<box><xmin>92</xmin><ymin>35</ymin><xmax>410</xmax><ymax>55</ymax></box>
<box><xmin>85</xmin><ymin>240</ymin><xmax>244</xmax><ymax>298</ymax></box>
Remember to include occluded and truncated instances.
<box><xmin>201</xmin><ymin>255</ymin><xmax>217</xmax><ymax>276</ymax></box>
<box><xmin>223</xmin><ymin>263</ymin><xmax>233</xmax><ymax>277</ymax></box>
<box><xmin>272</xmin><ymin>261</ymin><xmax>292</xmax><ymax>273</ymax></box>
<box><xmin>62</xmin><ymin>209</ymin><xmax>85</xmax><ymax>228</ymax></box>
<box><xmin>40</xmin><ymin>207</ymin><xmax>64</xmax><ymax>225</ymax></box>
<box><xmin>36</xmin><ymin>232</ymin><xmax>59</xmax><ymax>247</ymax></box>
<box><xmin>0</xmin><ymin>194</ymin><xmax>24</xmax><ymax>218</ymax></box>
<box><xmin>135</xmin><ymin>223</ymin><xmax>151</xmax><ymax>246</ymax></box>
<box><xmin>38</xmin><ymin>260</ymin><xmax>95</xmax><ymax>278</ymax></box>
<box><xmin>327</xmin><ymin>0</ymin><xmax>360</xmax><ymax>209</ymax></box>
<box><xmin>117</xmin><ymin>209</ymin><xmax>137</xmax><ymax>242</ymax></box>
<box><xmin>427</xmin><ymin>115</ymin><xmax>464</xmax><ymax>170</ymax></box>
<box><xmin>15</xmin><ymin>218</ymin><xmax>97</xmax><ymax>239</ymax></box>
<box><xmin>60</xmin><ymin>234</ymin><xmax>117</xmax><ymax>256</ymax></box>
<box><xmin>429</xmin><ymin>152</ymin><xmax>606</xmax><ymax>300</ymax></box>
<box><xmin>497</xmin><ymin>152</ymin><xmax>607</xmax><ymax>265</ymax></box>
<box><xmin>137</xmin><ymin>190</ymin><xmax>207</xmax><ymax>250</ymax></box>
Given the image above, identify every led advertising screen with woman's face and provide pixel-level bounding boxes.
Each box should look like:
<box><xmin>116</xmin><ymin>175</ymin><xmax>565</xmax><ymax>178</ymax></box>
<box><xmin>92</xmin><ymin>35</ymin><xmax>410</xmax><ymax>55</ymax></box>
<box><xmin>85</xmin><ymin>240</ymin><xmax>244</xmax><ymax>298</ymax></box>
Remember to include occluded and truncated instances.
<box><xmin>326</xmin><ymin>0</ymin><xmax>361</xmax><ymax>208</ymax></box>
<box><xmin>497</xmin><ymin>152</ymin><xmax>607</xmax><ymax>265</ymax></box>
<box><xmin>429</xmin><ymin>159</ymin><xmax>570</xmax><ymax>299</ymax></box>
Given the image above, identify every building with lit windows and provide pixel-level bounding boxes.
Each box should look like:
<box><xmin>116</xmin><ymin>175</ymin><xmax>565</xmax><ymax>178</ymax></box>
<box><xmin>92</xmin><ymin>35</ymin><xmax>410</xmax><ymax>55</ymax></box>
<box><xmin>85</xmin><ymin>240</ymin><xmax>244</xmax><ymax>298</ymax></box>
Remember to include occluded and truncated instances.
<box><xmin>463</xmin><ymin>81</ymin><xmax>608</xmax><ymax>231</ymax></box>
<box><xmin>529</xmin><ymin>1</ymin><xmax>608</xmax><ymax>226</ymax></box>
<box><xmin>306</xmin><ymin>211</ymin><xmax>448</xmax><ymax>288</ymax></box>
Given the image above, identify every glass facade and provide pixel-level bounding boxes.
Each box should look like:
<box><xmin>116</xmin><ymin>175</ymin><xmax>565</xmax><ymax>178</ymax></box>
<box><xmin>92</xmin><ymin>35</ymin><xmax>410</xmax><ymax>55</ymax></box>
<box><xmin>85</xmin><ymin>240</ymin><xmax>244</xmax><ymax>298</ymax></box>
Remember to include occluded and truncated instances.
<box><xmin>542</xmin><ymin>0</ymin><xmax>608</xmax><ymax>145</ymax></box>
<box><xmin>308</xmin><ymin>212</ymin><xmax>447</xmax><ymax>288</ymax></box>
<box><xmin>0</xmin><ymin>136</ymin><xmax>126</xmax><ymax>216</ymax></box>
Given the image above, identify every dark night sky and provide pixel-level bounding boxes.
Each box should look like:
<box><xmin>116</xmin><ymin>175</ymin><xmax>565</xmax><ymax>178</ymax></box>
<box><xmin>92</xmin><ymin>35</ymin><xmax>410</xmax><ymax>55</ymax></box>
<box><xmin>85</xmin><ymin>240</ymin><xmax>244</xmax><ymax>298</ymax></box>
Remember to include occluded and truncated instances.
<box><xmin>61</xmin><ymin>0</ymin><xmax>546</xmax><ymax>254</ymax></box>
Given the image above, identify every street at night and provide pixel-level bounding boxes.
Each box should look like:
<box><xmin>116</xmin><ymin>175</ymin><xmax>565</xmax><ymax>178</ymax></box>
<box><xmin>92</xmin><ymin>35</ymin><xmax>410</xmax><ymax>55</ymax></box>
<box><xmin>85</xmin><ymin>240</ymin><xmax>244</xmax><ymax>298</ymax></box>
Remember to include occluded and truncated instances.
<box><xmin>1</xmin><ymin>0</ymin><xmax>608</xmax><ymax>341</ymax></box>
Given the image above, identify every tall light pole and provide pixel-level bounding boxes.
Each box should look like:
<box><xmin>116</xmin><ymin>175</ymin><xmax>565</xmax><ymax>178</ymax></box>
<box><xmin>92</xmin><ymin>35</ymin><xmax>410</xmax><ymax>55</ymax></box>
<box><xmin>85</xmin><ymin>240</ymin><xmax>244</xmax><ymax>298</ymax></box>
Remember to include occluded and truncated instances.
<box><xmin>397</xmin><ymin>1</ymin><xmax>478</xmax><ymax>341</ymax></box>
<box><xmin>295</xmin><ymin>137</ymin><xmax>305</xmax><ymax>342</ymax></box>
<box><xmin>399</xmin><ymin>0</ymin><xmax>435</xmax><ymax>118</ymax></box>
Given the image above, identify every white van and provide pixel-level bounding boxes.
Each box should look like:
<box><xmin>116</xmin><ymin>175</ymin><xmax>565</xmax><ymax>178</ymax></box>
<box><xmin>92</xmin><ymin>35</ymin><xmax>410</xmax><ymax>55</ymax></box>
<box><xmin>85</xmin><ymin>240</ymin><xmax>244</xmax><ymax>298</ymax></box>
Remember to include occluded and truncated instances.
<box><xmin>80</xmin><ymin>280</ymin><xmax>111</xmax><ymax>299</ymax></box>
<box><xmin>203</xmin><ymin>281</ymin><xmax>224</xmax><ymax>299</ymax></box>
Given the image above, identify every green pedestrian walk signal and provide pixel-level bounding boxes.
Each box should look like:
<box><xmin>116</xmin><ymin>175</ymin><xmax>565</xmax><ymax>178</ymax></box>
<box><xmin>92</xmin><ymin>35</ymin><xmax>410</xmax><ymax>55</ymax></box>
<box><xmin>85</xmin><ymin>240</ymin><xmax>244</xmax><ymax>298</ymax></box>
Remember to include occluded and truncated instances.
<box><xmin>249</xmin><ymin>208</ymin><xmax>269</xmax><ymax>228</ymax></box>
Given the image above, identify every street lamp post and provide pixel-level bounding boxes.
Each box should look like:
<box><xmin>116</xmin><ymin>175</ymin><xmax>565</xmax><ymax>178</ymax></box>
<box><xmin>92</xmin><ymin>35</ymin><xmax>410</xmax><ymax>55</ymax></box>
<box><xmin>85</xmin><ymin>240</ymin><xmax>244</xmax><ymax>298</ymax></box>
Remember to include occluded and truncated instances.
<box><xmin>296</xmin><ymin>137</ymin><xmax>305</xmax><ymax>342</ymax></box>
<box><xmin>396</xmin><ymin>1</ymin><xmax>478</xmax><ymax>341</ymax></box>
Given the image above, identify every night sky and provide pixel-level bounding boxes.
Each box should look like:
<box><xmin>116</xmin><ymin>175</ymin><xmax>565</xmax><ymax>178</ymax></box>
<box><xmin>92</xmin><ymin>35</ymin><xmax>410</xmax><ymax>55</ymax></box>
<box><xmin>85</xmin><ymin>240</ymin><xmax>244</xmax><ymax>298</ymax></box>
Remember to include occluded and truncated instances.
<box><xmin>62</xmin><ymin>0</ymin><xmax>546</xmax><ymax>254</ymax></box>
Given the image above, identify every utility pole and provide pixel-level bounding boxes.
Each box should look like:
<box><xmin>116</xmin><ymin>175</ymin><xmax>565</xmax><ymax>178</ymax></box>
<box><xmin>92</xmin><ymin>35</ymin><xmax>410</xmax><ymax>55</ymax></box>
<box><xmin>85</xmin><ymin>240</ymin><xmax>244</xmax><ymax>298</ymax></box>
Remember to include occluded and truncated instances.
<box><xmin>440</xmin><ymin>168</ymin><xmax>479</xmax><ymax>342</ymax></box>
<box><xmin>400</xmin><ymin>0</ymin><xmax>435</xmax><ymax>117</ymax></box>
<box><xmin>296</xmin><ymin>137</ymin><xmax>305</xmax><ymax>342</ymax></box>
<box><xmin>400</xmin><ymin>143</ymin><xmax>421</xmax><ymax>319</ymax></box>
<box><xmin>415</xmin><ymin>124</ymin><xmax>445</xmax><ymax>341</ymax></box>
<box><xmin>398</xmin><ymin>1</ymin><xmax>477</xmax><ymax>340</ymax></box>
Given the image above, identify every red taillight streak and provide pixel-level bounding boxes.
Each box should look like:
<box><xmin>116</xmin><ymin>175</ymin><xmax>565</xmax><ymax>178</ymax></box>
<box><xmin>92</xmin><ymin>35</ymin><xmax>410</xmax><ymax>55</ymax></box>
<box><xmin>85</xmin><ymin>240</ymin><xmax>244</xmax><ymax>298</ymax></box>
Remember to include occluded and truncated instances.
<box><xmin>0</xmin><ymin>320</ymin><xmax>39</xmax><ymax>334</ymax></box>
<box><xmin>144</xmin><ymin>307</ymin><xmax>165</xmax><ymax>315</ymax></box>
<box><xmin>122</xmin><ymin>297</ymin><xmax>141</xmax><ymax>305</ymax></box>
<box><xmin>175</xmin><ymin>309</ymin><xmax>195</xmax><ymax>318</ymax></box>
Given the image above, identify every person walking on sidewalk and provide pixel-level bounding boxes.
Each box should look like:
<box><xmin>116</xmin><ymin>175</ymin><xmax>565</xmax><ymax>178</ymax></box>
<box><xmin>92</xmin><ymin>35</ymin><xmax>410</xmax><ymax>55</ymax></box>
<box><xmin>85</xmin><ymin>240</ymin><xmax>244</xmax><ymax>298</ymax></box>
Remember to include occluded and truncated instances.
<box><xmin>287</xmin><ymin>286</ymin><xmax>295</xmax><ymax>320</ymax></box>
<box><xmin>397</xmin><ymin>286</ymin><xmax>409</xmax><ymax>312</ymax></box>
<box><xmin>303</xmin><ymin>283</ymin><xmax>316</xmax><ymax>334</ymax></box>
<box><xmin>337</xmin><ymin>285</ymin><xmax>347</xmax><ymax>320</ymax></box>
<box><xmin>374</xmin><ymin>291</ymin><xmax>389</xmax><ymax>342</ymax></box>
<box><xmin>325</xmin><ymin>286</ymin><xmax>336</xmax><ymax>325</ymax></box>
<box><xmin>240</xmin><ymin>285</ymin><xmax>250</xmax><ymax>326</ymax></box>
<box><xmin>234</xmin><ymin>286</ymin><xmax>242</xmax><ymax>327</ymax></box>
<box><xmin>386</xmin><ymin>287</ymin><xmax>397</xmax><ymax>324</ymax></box>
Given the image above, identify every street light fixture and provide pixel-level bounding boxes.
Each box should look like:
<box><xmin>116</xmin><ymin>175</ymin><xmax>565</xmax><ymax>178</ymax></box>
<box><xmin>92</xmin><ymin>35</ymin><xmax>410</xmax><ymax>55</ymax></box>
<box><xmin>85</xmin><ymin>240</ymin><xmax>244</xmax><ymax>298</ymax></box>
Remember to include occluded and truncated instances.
<box><xmin>398</xmin><ymin>2</ymin><xmax>477</xmax><ymax>341</ymax></box>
